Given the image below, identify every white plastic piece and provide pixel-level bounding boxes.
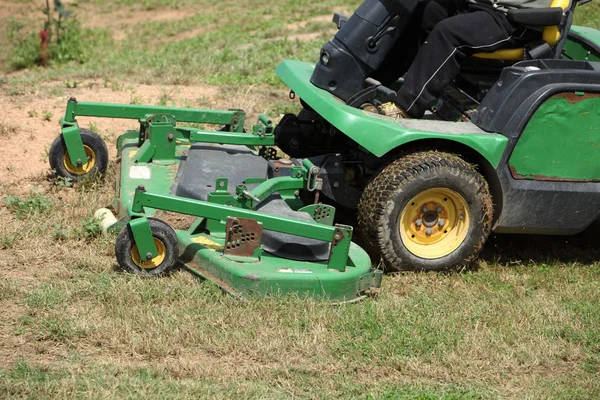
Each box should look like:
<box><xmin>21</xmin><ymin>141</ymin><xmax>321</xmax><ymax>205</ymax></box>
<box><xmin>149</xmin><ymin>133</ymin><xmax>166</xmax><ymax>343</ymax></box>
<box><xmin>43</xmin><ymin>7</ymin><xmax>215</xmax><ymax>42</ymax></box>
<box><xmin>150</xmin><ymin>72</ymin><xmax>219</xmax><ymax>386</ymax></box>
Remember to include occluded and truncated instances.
<box><xmin>94</xmin><ymin>208</ymin><xmax>118</xmax><ymax>234</ymax></box>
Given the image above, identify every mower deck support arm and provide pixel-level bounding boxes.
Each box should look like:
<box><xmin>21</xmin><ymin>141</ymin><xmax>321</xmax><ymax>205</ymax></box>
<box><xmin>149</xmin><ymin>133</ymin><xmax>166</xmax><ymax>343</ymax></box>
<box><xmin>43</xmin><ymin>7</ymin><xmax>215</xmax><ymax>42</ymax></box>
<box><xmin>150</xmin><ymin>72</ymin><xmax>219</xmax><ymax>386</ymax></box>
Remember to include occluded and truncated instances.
<box><xmin>63</xmin><ymin>99</ymin><xmax>246</xmax><ymax>128</ymax></box>
<box><xmin>61</xmin><ymin>98</ymin><xmax>249</xmax><ymax>166</ymax></box>
<box><xmin>130</xmin><ymin>189</ymin><xmax>352</xmax><ymax>271</ymax></box>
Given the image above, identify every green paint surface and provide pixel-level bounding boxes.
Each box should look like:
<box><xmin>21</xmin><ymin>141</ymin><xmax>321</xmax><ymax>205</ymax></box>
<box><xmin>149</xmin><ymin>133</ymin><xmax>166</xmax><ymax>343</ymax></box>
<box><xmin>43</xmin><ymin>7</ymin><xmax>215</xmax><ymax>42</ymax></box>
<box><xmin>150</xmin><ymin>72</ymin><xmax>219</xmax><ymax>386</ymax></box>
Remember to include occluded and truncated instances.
<box><xmin>179</xmin><ymin>232</ymin><xmax>381</xmax><ymax>303</ymax></box>
<box><xmin>509</xmin><ymin>94</ymin><xmax>600</xmax><ymax>181</ymax></box>
<box><xmin>565</xmin><ymin>26</ymin><xmax>600</xmax><ymax>61</ymax></box>
<box><xmin>276</xmin><ymin>60</ymin><xmax>508</xmax><ymax>168</ymax></box>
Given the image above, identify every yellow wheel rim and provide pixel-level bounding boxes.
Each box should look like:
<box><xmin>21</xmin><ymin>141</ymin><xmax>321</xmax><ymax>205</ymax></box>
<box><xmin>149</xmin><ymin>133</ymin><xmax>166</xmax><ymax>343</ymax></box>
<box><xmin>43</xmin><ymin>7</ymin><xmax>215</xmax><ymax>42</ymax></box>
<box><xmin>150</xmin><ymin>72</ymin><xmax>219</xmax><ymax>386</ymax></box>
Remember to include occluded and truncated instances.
<box><xmin>399</xmin><ymin>188</ymin><xmax>470</xmax><ymax>259</ymax></box>
<box><xmin>63</xmin><ymin>145</ymin><xmax>96</xmax><ymax>175</ymax></box>
<box><xmin>131</xmin><ymin>238</ymin><xmax>167</xmax><ymax>269</ymax></box>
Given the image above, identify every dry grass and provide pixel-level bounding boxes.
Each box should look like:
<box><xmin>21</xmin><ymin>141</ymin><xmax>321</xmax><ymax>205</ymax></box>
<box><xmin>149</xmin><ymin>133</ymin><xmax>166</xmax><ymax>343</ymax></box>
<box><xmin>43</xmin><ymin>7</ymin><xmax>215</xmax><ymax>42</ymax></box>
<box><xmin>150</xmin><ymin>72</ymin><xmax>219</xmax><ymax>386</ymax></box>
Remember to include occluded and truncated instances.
<box><xmin>1</xmin><ymin>170</ymin><xmax>599</xmax><ymax>397</ymax></box>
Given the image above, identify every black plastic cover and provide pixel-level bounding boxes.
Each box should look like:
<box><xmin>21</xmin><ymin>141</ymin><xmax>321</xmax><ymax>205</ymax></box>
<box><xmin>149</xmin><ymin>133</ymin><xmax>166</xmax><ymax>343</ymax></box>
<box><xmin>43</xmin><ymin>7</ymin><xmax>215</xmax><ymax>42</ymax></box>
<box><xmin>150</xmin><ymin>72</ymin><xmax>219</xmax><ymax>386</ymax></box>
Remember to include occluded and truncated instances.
<box><xmin>507</xmin><ymin>7</ymin><xmax>564</xmax><ymax>26</ymax></box>
<box><xmin>311</xmin><ymin>0</ymin><xmax>420</xmax><ymax>101</ymax></box>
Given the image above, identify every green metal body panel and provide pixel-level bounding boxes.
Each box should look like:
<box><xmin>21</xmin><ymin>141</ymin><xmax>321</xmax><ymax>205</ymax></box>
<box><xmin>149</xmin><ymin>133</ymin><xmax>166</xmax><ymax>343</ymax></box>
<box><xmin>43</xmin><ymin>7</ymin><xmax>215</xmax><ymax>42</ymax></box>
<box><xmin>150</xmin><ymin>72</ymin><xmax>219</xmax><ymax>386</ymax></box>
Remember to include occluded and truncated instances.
<box><xmin>508</xmin><ymin>93</ymin><xmax>600</xmax><ymax>181</ymax></box>
<box><xmin>117</xmin><ymin>139</ymin><xmax>180</xmax><ymax>219</ymax></box>
<box><xmin>275</xmin><ymin>60</ymin><xmax>509</xmax><ymax>168</ymax></box>
<box><xmin>566</xmin><ymin>26</ymin><xmax>600</xmax><ymax>62</ymax></box>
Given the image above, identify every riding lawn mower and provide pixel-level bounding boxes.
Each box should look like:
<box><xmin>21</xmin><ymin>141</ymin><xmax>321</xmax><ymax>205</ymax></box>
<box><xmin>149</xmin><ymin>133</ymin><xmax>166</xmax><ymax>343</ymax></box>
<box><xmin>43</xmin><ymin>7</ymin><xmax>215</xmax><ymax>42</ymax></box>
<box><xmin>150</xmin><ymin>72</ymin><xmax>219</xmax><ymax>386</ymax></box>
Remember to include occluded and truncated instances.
<box><xmin>48</xmin><ymin>0</ymin><xmax>600</xmax><ymax>302</ymax></box>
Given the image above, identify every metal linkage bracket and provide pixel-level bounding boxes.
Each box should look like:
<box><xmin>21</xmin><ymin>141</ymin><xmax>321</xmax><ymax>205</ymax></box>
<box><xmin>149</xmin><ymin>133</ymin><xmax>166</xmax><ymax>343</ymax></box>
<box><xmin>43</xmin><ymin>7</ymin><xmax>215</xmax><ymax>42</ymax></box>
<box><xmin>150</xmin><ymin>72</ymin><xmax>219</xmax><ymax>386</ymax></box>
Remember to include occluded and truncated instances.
<box><xmin>224</xmin><ymin>217</ymin><xmax>263</xmax><ymax>259</ymax></box>
<box><xmin>306</xmin><ymin>166</ymin><xmax>323</xmax><ymax>192</ymax></box>
<box><xmin>328</xmin><ymin>225</ymin><xmax>353</xmax><ymax>272</ymax></box>
<box><xmin>298</xmin><ymin>204</ymin><xmax>336</xmax><ymax>226</ymax></box>
<box><xmin>132</xmin><ymin>115</ymin><xmax>178</xmax><ymax>164</ymax></box>
<box><xmin>252</xmin><ymin>114</ymin><xmax>274</xmax><ymax>137</ymax></box>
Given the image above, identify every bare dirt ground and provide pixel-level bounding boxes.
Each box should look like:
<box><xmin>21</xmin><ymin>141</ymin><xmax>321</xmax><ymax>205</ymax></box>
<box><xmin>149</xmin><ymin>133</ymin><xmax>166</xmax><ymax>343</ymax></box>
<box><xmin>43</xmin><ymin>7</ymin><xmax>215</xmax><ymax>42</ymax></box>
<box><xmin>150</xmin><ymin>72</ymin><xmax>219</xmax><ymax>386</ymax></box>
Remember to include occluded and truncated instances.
<box><xmin>0</xmin><ymin>83</ymin><xmax>220</xmax><ymax>191</ymax></box>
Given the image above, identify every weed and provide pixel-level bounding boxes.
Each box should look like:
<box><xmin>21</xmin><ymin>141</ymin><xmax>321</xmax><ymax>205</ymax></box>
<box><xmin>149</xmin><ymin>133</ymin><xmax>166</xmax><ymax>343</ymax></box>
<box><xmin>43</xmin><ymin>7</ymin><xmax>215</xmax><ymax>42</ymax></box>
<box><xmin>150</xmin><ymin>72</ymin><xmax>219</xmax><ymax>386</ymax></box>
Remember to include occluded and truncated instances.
<box><xmin>78</xmin><ymin>217</ymin><xmax>102</xmax><ymax>239</ymax></box>
<box><xmin>25</xmin><ymin>285</ymin><xmax>69</xmax><ymax>310</ymax></box>
<box><xmin>129</xmin><ymin>94</ymin><xmax>145</xmax><ymax>104</ymax></box>
<box><xmin>3</xmin><ymin>192</ymin><xmax>54</xmax><ymax>219</ymax></box>
<box><xmin>110</xmin><ymin>82</ymin><xmax>124</xmax><ymax>91</ymax></box>
<box><xmin>51</xmin><ymin>223</ymin><xmax>71</xmax><ymax>241</ymax></box>
<box><xmin>0</xmin><ymin>233</ymin><xmax>20</xmax><ymax>249</ymax></box>
<box><xmin>157</xmin><ymin>87</ymin><xmax>176</xmax><ymax>107</ymax></box>
<box><xmin>6</xmin><ymin>20</ymin><xmax>41</xmax><ymax>70</ymax></box>
<box><xmin>19</xmin><ymin>315</ymin><xmax>87</xmax><ymax>342</ymax></box>
<box><xmin>42</xmin><ymin>110</ymin><xmax>53</xmax><ymax>122</ymax></box>
<box><xmin>88</xmin><ymin>122</ymin><xmax>99</xmax><ymax>133</ymax></box>
<box><xmin>0</xmin><ymin>120</ymin><xmax>18</xmax><ymax>136</ymax></box>
<box><xmin>27</xmin><ymin>109</ymin><xmax>38</xmax><ymax>118</ymax></box>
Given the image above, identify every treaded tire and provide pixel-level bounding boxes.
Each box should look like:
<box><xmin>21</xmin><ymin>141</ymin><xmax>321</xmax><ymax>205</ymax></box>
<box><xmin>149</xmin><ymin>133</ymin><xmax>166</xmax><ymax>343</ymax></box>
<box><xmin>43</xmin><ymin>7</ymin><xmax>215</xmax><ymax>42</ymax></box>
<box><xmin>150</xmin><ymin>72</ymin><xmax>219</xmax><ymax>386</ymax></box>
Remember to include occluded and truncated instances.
<box><xmin>115</xmin><ymin>218</ymin><xmax>180</xmax><ymax>276</ymax></box>
<box><xmin>49</xmin><ymin>129</ymin><xmax>109</xmax><ymax>181</ymax></box>
<box><xmin>357</xmin><ymin>151</ymin><xmax>493</xmax><ymax>272</ymax></box>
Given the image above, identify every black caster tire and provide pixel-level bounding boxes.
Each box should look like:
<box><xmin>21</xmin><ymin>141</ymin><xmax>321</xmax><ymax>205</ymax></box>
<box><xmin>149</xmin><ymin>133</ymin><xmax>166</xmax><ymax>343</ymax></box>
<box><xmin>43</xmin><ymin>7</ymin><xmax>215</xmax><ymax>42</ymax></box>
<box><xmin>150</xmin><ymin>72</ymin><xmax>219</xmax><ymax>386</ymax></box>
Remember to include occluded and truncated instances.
<box><xmin>358</xmin><ymin>151</ymin><xmax>493</xmax><ymax>272</ymax></box>
<box><xmin>49</xmin><ymin>128</ymin><xmax>109</xmax><ymax>182</ymax></box>
<box><xmin>115</xmin><ymin>218</ymin><xmax>180</xmax><ymax>276</ymax></box>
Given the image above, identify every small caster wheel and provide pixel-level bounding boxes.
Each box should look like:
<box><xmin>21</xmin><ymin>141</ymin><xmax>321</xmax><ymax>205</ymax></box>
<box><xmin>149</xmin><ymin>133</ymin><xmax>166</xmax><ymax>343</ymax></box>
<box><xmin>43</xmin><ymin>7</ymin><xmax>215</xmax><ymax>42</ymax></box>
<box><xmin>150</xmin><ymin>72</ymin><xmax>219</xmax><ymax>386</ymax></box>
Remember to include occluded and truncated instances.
<box><xmin>115</xmin><ymin>218</ymin><xmax>179</xmax><ymax>276</ymax></box>
<box><xmin>49</xmin><ymin>128</ymin><xmax>109</xmax><ymax>182</ymax></box>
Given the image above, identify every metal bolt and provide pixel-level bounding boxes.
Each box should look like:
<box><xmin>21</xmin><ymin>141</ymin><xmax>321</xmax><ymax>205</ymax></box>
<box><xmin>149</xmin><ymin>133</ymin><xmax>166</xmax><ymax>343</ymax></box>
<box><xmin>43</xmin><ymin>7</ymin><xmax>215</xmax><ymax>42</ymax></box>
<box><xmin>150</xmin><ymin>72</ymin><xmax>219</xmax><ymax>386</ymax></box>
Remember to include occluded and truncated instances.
<box><xmin>422</xmin><ymin>206</ymin><xmax>429</xmax><ymax>213</ymax></box>
<box><xmin>137</xmin><ymin>185</ymin><xmax>146</xmax><ymax>192</ymax></box>
<box><xmin>438</xmin><ymin>219</ymin><xmax>446</xmax><ymax>227</ymax></box>
<box><xmin>334</xmin><ymin>162</ymin><xmax>340</xmax><ymax>168</ymax></box>
<box><xmin>76</xmin><ymin>158</ymin><xmax>82</xmax><ymax>165</ymax></box>
<box><xmin>167</xmin><ymin>132</ymin><xmax>174</xmax><ymax>141</ymax></box>
<box><xmin>436</xmin><ymin>206</ymin><xmax>443</xmax><ymax>213</ymax></box>
<box><xmin>145</xmin><ymin>252</ymin><xmax>153</xmax><ymax>260</ymax></box>
<box><xmin>459</xmin><ymin>214</ymin><xmax>464</xmax><ymax>220</ymax></box>
<box><xmin>334</xmin><ymin>234</ymin><xmax>341</xmax><ymax>241</ymax></box>
<box><xmin>294</xmin><ymin>190</ymin><xmax>300</xmax><ymax>197</ymax></box>
<box><xmin>333</xmin><ymin>182</ymin><xmax>340</xmax><ymax>188</ymax></box>
<box><xmin>425</xmin><ymin>228</ymin><xmax>433</xmax><ymax>235</ymax></box>
<box><xmin>415</xmin><ymin>219</ymin><xmax>422</xmax><ymax>227</ymax></box>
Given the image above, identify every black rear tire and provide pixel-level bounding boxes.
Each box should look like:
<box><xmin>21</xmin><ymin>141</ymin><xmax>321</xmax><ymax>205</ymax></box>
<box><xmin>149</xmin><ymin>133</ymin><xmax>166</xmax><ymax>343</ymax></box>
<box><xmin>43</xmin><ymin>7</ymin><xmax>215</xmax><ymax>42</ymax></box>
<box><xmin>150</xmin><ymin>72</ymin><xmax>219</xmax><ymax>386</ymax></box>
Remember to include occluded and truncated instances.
<box><xmin>49</xmin><ymin>128</ymin><xmax>109</xmax><ymax>182</ymax></box>
<box><xmin>357</xmin><ymin>151</ymin><xmax>493</xmax><ymax>272</ymax></box>
<box><xmin>115</xmin><ymin>218</ymin><xmax>180</xmax><ymax>276</ymax></box>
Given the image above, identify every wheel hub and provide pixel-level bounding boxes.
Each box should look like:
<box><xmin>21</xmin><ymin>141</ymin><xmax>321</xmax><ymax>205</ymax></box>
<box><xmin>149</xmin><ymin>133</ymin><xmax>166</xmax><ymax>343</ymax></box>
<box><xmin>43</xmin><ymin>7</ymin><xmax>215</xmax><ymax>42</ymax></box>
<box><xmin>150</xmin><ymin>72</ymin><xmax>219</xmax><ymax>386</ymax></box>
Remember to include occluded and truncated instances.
<box><xmin>63</xmin><ymin>145</ymin><xmax>96</xmax><ymax>175</ymax></box>
<box><xmin>131</xmin><ymin>238</ymin><xmax>167</xmax><ymax>269</ymax></box>
<box><xmin>399</xmin><ymin>188</ymin><xmax>470</xmax><ymax>259</ymax></box>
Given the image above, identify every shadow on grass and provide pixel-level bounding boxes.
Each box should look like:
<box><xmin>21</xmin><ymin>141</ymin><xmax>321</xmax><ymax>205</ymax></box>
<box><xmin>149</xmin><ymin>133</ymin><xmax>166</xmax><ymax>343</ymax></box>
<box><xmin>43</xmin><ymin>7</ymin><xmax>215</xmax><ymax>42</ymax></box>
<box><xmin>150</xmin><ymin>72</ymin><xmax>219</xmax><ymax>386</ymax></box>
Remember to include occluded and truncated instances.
<box><xmin>480</xmin><ymin>227</ymin><xmax>600</xmax><ymax>266</ymax></box>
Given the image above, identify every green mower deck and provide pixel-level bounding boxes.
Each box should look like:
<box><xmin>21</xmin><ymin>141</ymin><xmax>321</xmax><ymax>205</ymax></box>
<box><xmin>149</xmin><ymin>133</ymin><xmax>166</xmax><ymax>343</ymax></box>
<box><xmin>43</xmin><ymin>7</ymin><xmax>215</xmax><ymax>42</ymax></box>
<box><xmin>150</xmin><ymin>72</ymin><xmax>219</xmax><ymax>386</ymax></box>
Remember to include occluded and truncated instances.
<box><xmin>113</xmin><ymin>135</ymin><xmax>381</xmax><ymax>302</ymax></box>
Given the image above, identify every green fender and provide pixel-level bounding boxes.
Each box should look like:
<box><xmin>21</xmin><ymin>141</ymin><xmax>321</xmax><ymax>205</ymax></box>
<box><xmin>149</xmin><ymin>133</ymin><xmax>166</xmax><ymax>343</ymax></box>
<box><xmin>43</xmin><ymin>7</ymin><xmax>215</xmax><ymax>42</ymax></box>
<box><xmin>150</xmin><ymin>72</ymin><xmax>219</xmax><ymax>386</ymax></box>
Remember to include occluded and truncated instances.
<box><xmin>276</xmin><ymin>60</ymin><xmax>508</xmax><ymax>168</ymax></box>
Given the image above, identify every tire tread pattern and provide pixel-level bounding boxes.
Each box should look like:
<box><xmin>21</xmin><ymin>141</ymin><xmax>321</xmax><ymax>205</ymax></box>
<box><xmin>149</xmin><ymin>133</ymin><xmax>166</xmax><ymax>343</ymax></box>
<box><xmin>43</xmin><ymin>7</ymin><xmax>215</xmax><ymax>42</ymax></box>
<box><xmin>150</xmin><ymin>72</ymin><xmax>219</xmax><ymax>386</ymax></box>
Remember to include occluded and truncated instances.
<box><xmin>357</xmin><ymin>151</ymin><xmax>493</xmax><ymax>271</ymax></box>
